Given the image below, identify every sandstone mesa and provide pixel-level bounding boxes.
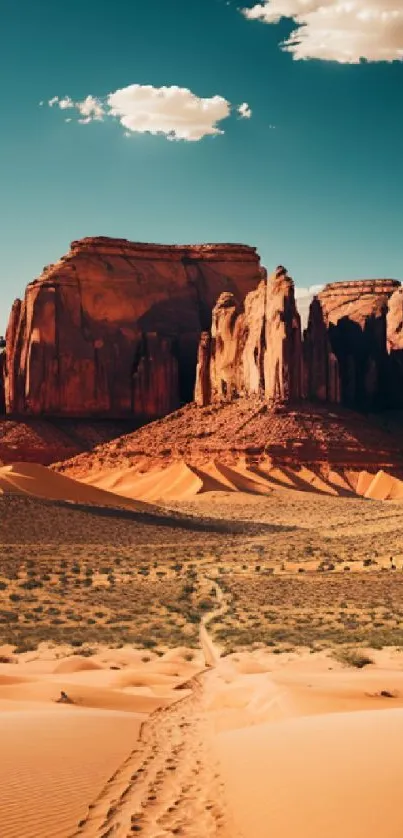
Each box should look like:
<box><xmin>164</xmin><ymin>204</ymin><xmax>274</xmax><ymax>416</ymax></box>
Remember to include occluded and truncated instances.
<box><xmin>3</xmin><ymin>237</ymin><xmax>261</xmax><ymax>419</ymax></box>
<box><xmin>1</xmin><ymin>236</ymin><xmax>402</xmax><ymax>424</ymax></box>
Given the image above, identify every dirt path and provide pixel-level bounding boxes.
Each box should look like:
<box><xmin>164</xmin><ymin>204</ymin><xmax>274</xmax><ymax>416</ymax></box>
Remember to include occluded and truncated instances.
<box><xmin>72</xmin><ymin>580</ymin><xmax>239</xmax><ymax>838</ymax></box>
<box><xmin>199</xmin><ymin>579</ymin><xmax>228</xmax><ymax>668</ymax></box>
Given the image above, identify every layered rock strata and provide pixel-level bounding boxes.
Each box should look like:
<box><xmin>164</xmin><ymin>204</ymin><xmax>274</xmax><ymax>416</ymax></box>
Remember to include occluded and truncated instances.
<box><xmin>4</xmin><ymin>237</ymin><xmax>261</xmax><ymax>418</ymax></box>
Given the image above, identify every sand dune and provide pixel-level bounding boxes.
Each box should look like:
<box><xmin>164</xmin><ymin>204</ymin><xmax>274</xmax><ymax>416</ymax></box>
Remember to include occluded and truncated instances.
<box><xmin>364</xmin><ymin>469</ymin><xmax>403</xmax><ymax>501</ymax></box>
<box><xmin>0</xmin><ymin>647</ymin><xmax>202</xmax><ymax>838</ymax></box>
<box><xmin>0</xmin><ymin>462</ymin><xmax>149</xmax><ymax>511</ymax></box>
<box><xmin>77</xmin><ymin>457</ymin><xmax>381</xmax><ymax>502</ymax></box>
<box><xmin>3</xmin><ymin>639</ymin><xmax>403</xmax><ymax>836</ymax></box>
<box><xmin>4</xmin><ymin>458</ymin><xmax>403</xmax><ymax>505</ymax></box>
<box><xmin>204</xmin><ymin>650</ymin><xmax>403</xmax><ymax>837</ymax></box>
<box><xmin>218</xmin><ymin>706</ymin><xmax>403</xmax><ymax>838</ymax></box>
<box><xmin>0</xmin><ymin>707</ymin><xmax>143</xmax><ymax>838</ymax></box>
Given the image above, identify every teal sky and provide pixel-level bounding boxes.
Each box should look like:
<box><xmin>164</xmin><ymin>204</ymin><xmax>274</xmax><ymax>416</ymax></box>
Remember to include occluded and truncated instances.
<box><xmin>1</xmin><ymin>0</ymin><xmax>402</xmax><ymax>333</ymax></box>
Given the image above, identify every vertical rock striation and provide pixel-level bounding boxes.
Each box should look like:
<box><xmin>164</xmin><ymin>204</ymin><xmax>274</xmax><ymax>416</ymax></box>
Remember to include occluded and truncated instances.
<box><xmin>195</xmin><ymin>266</ymin><xmax>303</xmax><ymax>405</ymax></box>
<box><xmin>263</xmin><ymin>266</ymin><xmax>302</xmax><ymax>403</ymax></box>
<box><xmin>4</xmin><ymin>237</ymin><xmax>262</xmax><ymax>418</ymax></box>
<box><xmin>314</xmin><ymin>280</ymin><xmax>400</xmax><ymax>410</ymax></box>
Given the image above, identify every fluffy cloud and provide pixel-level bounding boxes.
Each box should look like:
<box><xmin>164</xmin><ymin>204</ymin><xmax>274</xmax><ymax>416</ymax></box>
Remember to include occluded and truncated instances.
<box><xmin>238</xmin><ymin>102</ymin><xmax>252</xmax><ymax>118</ymax></box>
<box><xmin>46</xmin><ymin>84</ymin><xmax>251</xmax><ymax>141</ymax></box>
<box><xmin>242</xmin><ymin>1</ymin><xmax>403</xmax><ymax>62</ymax></box>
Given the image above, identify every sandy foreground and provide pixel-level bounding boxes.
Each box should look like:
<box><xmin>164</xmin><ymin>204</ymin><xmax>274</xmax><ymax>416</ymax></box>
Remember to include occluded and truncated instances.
<box><xmin>1</xmin><ymin>643</ymin><xmax>403</xmax><ymax>837</ymax></box>
<box><xmin>2</xmin><ymin>461</ymin><xmax>403</xmax><ymax>835</ymax></box>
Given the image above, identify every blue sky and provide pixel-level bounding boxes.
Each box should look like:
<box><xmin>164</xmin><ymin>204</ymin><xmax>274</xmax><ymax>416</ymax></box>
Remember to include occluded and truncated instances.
<box><xmin>1</xmin><ymin>0</ymin><xmax>402</xmax><ymax>332</ymax></box>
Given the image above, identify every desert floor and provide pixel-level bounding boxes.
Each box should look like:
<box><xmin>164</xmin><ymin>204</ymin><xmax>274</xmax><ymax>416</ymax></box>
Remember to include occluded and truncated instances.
<box><xmin>2</xmin><ymin>481</ymin><xmax>403</xmax><ymax>836</ymax></box>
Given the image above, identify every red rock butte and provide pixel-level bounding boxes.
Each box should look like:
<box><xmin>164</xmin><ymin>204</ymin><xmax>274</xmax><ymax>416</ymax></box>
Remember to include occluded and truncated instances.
<box><xmin>1</xmin><ymin>240</ymin><xmax>403</xmax><ymax>431</ymax></box>
<box><xmin>3</xmin><ymin>237</ymin><xmax>262</xmax><ymax>419</ymax></box>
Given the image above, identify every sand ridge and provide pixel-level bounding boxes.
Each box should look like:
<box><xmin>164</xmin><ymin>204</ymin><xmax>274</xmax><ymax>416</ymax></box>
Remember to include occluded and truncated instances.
<box><xmin>58</xmin><ymin>457</ymin><xmax>403</xmax><ymax>502</ymax></box>
<box><xmin>0</xmin><ymin>646</ymin><xmax>205</xmax><ymax>838</ymax></box>
<box><xmin>0</xmin><ymin>462</ymin><xmax>151</xmax><ymax>511</ymax></box>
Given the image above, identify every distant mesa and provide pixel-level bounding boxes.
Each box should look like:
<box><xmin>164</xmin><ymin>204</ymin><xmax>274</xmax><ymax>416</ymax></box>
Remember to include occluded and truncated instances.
<box><xmin>0</xmin><ymin>236</ymin><xmax>402</xmax><ymax>437</ymax></box>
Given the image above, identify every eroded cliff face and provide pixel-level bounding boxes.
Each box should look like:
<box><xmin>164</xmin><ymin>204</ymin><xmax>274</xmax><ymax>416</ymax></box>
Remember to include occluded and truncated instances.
<box><xmin>4</xmin><ymin>237</ymin><xmax>402</xmax><ymax>422</ymax></box>
<box><xmin>302</xmin><ymin>297</ymin><xmax>341</xmax><ymax>405</ymax></box>
<box><xmin>264</xmin><ymin>266</ymin><xmax>302</xmax><ymax>403</ymax></box>
<box><xmin>386</xmin><ymin>286</ymin><xmax>403</xmax><ymax>408</ymax></box>
<box><xmin>312</xmin><ymin>280</ymin><xmax>400</xmax><ymax>410</ymax></box>
<box><xmin>4</xmin><ymin>237</ymin><xmax>261</xmax><ymax>418</ymax></box>
<box><xmin>196</xmin><ymin>272</ymin><xmax>403</xmax><ymax>413</ymax></box>
<box><xmin>195</xmin><ymin>266</ymin><xmax>302</xmax><ymax>406</ymax></box>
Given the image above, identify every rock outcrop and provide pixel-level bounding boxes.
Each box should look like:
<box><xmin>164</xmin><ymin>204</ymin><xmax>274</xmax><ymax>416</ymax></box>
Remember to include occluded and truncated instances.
<box><xmin>0</xmin><ymin>340</ymin><xmax>5</xmax><ymax>415</ymax></box>
<box><xmin>195</xmin><ymin>266</ymin><xmax>302</xmax><ymax>406</ymax></box>
<box><xmin>4</xmin><ymin>237</ymin><xmax>261</xmax><ymax>418</ymax></box>
<box><xmin>302</xmin><ymin>297</ymin><xmax>340</xmax><ymax>404</ymax></box>
<box><xmin>387</xmin><ymin>286</ymin><xmax>403</xmax><ymax>354</ymax></box>
<box><xmin>264</xmin><ymin>266</ymin><xmax>302</xmax><ymax>403</ymax></box>
<box><xmin>310</xmin><ymin>279</ymin><xmax>400</xmax><ymax>410</ymax></box>
<box><xmin>386</xmin><ymin>286</ymin><xmax>403</xmax><ymax>408</ymax></box>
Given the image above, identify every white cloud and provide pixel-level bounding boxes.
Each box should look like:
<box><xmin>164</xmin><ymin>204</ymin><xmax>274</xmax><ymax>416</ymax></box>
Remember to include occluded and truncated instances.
<box><xmin>238</xmin><ymin>102</ymin><xmax>252</xmax><ymax>118</ymax></box>
<box><xmin>45</xmin><ymin>84</ymin><xmax>251</xmax><ymax>141</ymax></box>
<box><xmin>242</xmin><ymin>1</ymin><xmax>403</xmax><ymax>62</ymax></box>
<box><xmin>107</xmin><ymin>85</ymin><xmax>231</xmax><ymax>141</ymax></box>
<box><xmin>76</xmin><ymin>95</ymin><xmax>104</xmax><ymax>122</ymax></box>
<box><xmin>58</xmin><ymin>96</ymin><xmax>74</xmax><ymax>110</ymax></box>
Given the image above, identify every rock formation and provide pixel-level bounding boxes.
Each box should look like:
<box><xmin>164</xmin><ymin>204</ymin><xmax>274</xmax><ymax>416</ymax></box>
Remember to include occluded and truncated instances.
<box><xmin>3</xmin><ymin>234</ymin><xmax>403</xmax><ymax>424</ymax></box>
<box><xmin>195</xmin><ymin>266</ymin><xmax>302</xmax><ymax>406</ymax></box>
<box><xmin>387</xmin><ymin>286</ymin><xmax>403</xmax><ymax>354</ymax></box>
<box><xmin>309</xmin><ymin>280</ymin><xmax>400</xmax><ymax>410</ymax></box>
<box><xmin>0</xmin><ymin>337</ymin><xmax>5</xmax><ymax>415</ymax></box>
<box><xmin>386</xmin><ymin>286</ymin><xmax>403</xmax><ymax>408</ymax></box>
<box><xmin>4</xmin><ymin>237</ymin><xmax>261</xmax><ymax>418</ymax></box>
<box><xmin>264</xmin><ymin>266</ymin><xmax>302</xmax><ymax>403</ymax></box>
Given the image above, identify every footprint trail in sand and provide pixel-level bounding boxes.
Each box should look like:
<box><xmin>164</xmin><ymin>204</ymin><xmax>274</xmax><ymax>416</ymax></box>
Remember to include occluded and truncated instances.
<box><xmin>72</xmin><ymin>581</ymin><xmax>239</xmax><ymax>838</ymax></box>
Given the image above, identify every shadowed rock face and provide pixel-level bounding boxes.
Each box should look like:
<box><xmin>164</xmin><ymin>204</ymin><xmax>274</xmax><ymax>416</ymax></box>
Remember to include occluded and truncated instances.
<box><xmin>4</xmin><ymin>237</ymin><xmax>261</xmax><ymax>418</ymax></box>
<box><xmin>314</xmin><ymin>280</ymin><xmax>400</xmax><ymax>410</ymax></box>
<box><xmin>302</xmin><ymin>297</ymin><xmax>340</xmax><ymax>405</ymax></box>
<box><xmin>197</xmin><ymin>272</ymin><xmax>403</xmax><ymax>413</ymax></box>
<box><xmin>195</xmin><ymin>266</ymin><xmax>302</xmax><ymax>406</ymax></box>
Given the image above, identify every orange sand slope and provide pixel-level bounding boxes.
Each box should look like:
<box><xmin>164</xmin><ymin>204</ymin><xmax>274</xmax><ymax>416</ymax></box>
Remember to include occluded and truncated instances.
<box><xmin>2</xmin><ymin>460</ymin><xmax>403</xmax><ymax>504</ymax></box>
<box><xmin>3</xmin><ymin>642</ymin><xmax>403</xmax><ymax>837</ymax></box>
<box><xmin>364</xmin><ymin>469</ymin><xmax>403</xmax><ymax>500</ymax></box>
<box><xmin>81</xmin><ymin>458</ymin><xmax>403</xmax><ymax>502</ymax></box>
<box><xmin>0</xmin><ymin>462</ymin><xmax>150</xmax><ymax>511</ymax></box>
<box><xmin>0</xmin><ymin>646</ymin><xmax>199</xmax><ymax>838</ymax></box>
<box><xmin>205</xmin><ymin>649</ymin><xmax>403</xmax><ymax>838</ymax></box>
<box><xmin>219</xmin><ymin>708</ymin><xmax>403</xmax><ymax>838</ymax></box>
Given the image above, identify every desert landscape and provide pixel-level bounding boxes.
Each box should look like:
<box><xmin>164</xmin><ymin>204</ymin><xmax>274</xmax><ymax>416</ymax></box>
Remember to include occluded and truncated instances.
<box><xmin>3</xmin><ymin>0</ymin><xmax>403</xmax><ymax>831</ymax></box>
<box><xmin>2</xmin><ymin>467</ymin><xmax>403</xmax><ymax>837</ymax></box>
<box><xmin>2</xmin><ymin>250</ymin><xmax>403</xmax><ymax>836</ymax></box>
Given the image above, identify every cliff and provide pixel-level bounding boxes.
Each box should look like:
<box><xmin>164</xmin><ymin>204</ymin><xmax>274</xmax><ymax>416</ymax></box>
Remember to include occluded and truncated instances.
<box><xmin>386</xmin><ymin>286</ymin><xmax>403</xmax><ymax>408</ymax></box>
<box><xmin>4</xmin><ymin>237</ymin><xmax>261</xmax><ymax>418</ymax></box>
<box><xmin>307</xmin><ymin>279</ymin><xmax>400</xmax><ymax>410</ymax></box>
<box><xmin>195</xmin><ymin>266</ymin><xmax>302</xmax><ymax>406</ymax></box>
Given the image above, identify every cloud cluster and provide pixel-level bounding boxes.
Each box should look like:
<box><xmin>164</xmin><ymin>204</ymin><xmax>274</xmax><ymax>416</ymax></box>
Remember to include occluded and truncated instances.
<box><xmin>242</xmin><ymin>1</ymin><xmax>403</xmax><ymax>63</ymax></box>
<box><xmin>46</xmin><ymin>84</ymin><xmax>252</xmax><ymax>141</ymax></box>
<box><xmin>49</xmin><ymin>94</ymin><xmax>104</xmax><ymax>123</ymax></box>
